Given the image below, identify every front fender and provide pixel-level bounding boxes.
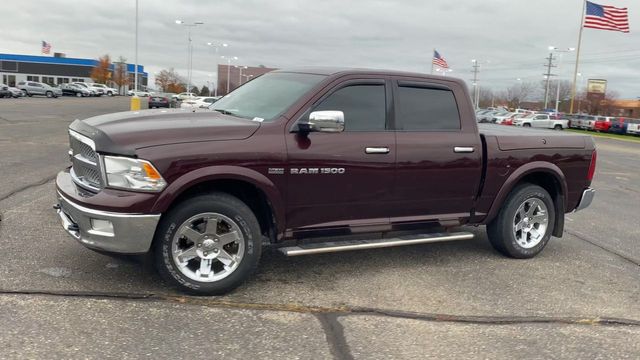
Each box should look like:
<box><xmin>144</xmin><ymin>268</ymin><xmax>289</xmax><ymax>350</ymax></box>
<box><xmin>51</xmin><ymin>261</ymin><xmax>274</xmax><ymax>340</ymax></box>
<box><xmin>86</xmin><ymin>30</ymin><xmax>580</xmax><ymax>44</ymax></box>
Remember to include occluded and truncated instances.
<box><xmin>151</xmin><ymin>165</ymin><xmax>285</xmax><ymax>233</ymax></box>
<box><xmin>483</xmin><ymin>161</ymin><xmax>568</xmax><ymax>227</ymax></box>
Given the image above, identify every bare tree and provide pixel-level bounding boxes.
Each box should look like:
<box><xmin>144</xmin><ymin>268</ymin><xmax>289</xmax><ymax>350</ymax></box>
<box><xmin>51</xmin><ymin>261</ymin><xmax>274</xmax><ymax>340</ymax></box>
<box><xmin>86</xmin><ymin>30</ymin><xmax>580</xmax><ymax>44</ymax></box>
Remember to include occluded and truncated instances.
<box><xmin>478</xmin><ymin>86</ymin><xmax>494</xmax><ymax>108</ymax></box>
<box><xmin>155</xmin><ymin>68</ymin><xmax>185</xmax><ymax>93</ymax></box>
<box><xmin>596</xmin><ymin>90</ymin><xmax>620</xmax><ymax>116</ymax></box>
<box><xmin>112</xmin><ymin>56</ymin><xmax>130</xmax><ymax>94</ymax></box>
<box><xmin>505</xmin><ymin>81</ymin><xmax>535</xmax><ymax>109</ymax></box>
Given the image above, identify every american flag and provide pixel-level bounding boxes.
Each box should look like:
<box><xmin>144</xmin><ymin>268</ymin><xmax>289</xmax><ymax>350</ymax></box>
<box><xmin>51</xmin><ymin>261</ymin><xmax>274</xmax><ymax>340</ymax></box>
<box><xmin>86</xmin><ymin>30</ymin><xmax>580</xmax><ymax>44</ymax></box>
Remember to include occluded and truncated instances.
<box><xmin>432</xmin><ymin>50</ymin><xmax>449</xmax><ymax>69</ymax></box>
<box><xmin>584</xmin><ymin>1</ymin><xmax>629</xmax><ymax>33</ymax></box>
<box><xmin>41</xmin><ymin>41</ymin><xmax>52</xmax><ymax>54</ymax></box>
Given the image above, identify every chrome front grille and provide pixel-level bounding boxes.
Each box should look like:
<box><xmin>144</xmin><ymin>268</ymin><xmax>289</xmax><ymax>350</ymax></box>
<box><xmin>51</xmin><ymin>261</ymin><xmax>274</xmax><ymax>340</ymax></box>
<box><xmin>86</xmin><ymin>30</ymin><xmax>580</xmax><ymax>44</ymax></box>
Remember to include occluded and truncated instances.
<box><xmin>69</xmin><ymin>130</ymin><xmax>103</xmax><ymax>192</ymax></box>
<box><xmin>70</xmin><ymin>138</ymin><xmax>97</xmax><ymax>163</ymax></box>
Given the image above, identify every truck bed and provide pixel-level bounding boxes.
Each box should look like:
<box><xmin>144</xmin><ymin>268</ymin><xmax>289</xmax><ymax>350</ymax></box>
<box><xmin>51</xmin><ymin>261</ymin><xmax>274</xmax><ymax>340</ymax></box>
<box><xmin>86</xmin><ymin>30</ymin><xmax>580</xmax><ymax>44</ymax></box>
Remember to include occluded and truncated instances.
<box><xmin>478</xmin><ymin>124</ymin><xmax>589</xmax><ymax>151</ymax></box>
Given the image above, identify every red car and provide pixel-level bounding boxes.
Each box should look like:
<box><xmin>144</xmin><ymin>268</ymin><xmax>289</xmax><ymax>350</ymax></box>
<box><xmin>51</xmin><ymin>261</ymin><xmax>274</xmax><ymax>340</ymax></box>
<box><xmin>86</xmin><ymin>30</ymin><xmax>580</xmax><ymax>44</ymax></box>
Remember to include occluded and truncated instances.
<box><xmin>593</xmin><ymin>116</ymin><xmax>616</xmax><ymax>132</ymax></box>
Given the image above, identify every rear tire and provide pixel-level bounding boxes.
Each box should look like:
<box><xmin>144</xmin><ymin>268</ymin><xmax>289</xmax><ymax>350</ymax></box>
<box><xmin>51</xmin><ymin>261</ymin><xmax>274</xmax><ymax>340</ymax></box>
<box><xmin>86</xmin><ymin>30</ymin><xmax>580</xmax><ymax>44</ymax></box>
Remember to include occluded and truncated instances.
<box><xmin>76</xmin><ymin>92</ymin><xmax>82</xmax><ymax>97</ymax></box>
<box><xmin>153</xmin><ymin>192</ymin><xmax>262</xmax><ymax>295</ymax></box>
<box><xmin>554</xmin><ymin>125</ymin><xmax>563</xmax><ymax>130</ymax></box>
<box><xmin>487</xmin><ymin>183</ymin><xmax>555</xmax><ymax>259</ymax></box>
<box><xmin>523</xmin><ymin>123</ymin><xmax>531</xmax><ymax>127</ymax></box>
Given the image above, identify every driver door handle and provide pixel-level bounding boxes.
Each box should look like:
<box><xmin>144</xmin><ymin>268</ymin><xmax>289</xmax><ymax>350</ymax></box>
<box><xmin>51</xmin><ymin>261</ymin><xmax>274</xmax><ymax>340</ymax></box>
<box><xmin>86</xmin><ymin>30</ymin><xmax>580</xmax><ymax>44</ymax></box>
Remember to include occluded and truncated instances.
<box><xmin>365</xmin><ymin>147</ymin><xmax>390</xmax><ymax>154</ymax></box>
<box><xmin>454</xmin><ymin>146</ymin><xmax>475</xmax><ymax>153</ymax></box>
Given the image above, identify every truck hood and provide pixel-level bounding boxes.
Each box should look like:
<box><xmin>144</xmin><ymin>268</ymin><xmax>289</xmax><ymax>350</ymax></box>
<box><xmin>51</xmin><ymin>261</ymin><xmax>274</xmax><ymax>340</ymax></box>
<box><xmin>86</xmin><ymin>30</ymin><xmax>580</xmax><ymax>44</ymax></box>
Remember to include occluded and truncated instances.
<box><xmin>69</xmin><ymin>109</ymin><xmax>260</xmax><ymax>156</ymax></box>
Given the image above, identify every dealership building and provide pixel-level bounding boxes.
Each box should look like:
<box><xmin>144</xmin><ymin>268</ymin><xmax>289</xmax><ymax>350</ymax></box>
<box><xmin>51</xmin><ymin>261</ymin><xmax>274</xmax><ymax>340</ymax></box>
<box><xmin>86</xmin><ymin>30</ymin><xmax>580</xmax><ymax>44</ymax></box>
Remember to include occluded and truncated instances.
<box><xmin>0</xmin><ymin>53</ymin><xmax>147</xmax><ymax>90</ymax></box>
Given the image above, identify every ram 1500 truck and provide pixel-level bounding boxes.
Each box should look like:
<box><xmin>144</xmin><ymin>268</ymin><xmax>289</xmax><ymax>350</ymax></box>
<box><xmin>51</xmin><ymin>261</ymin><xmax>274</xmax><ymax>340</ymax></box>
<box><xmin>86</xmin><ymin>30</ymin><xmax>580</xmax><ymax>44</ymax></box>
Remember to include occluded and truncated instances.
<box><xmin>55</xmin><ymin>68</ymin><xmax>597</xmax><ymax>294</ymax></box>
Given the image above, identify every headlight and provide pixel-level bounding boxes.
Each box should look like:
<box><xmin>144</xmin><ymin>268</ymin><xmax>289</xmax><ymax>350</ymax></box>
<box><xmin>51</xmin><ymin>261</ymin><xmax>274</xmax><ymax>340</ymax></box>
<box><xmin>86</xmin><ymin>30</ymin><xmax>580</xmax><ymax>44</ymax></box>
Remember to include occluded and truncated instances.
<box><xmin>103</xmin><ymin>156</ymin><xmax>167</xmax><ymax>192</ymax></box>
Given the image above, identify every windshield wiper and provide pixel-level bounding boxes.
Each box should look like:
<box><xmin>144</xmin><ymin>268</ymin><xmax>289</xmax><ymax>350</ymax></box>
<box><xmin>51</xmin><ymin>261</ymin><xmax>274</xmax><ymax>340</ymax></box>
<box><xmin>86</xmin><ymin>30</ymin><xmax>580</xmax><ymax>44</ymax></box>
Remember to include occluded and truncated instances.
<box><xmin>213</xmin><ymin>109</ymin><xmax>235</xmax><ymax>115</ymax></box>
<box><xmin>213</xmin><ymin>109</ymin><xmax>254</xmax><ymax>120</ymax></box>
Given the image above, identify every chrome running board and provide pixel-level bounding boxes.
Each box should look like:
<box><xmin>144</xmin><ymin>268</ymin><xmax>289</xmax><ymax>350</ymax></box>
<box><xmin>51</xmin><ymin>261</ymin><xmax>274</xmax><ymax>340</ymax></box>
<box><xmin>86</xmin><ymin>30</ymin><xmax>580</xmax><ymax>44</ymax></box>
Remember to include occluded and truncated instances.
<box><xmin>279</xmin><ymin>231</ymin><xmax>474</xmax><ymax>256</ymax></box>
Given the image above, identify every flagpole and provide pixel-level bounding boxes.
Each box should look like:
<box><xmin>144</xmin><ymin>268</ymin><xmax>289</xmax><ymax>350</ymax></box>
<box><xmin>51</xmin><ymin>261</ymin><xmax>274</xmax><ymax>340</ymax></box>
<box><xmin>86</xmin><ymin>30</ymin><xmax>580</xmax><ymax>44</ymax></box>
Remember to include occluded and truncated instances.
<box><xmin>431</xmin><ymin>48</ymin><xmax>435</xmax><ymax>74</ymax></box>
<box><xmin>569</xmin><ymin>0</ymin><xmax>587</xmax><ymax>114</ymax></box>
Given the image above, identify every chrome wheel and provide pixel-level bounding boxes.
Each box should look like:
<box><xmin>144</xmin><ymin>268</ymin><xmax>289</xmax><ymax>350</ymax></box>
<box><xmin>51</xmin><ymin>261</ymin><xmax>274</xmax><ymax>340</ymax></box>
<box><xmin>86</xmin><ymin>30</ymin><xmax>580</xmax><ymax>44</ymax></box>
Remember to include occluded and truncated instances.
<box><xmin>512</xmin><ymin>197</ymin><xmax>548</xmax><ymax>249</ymax></box>
<box><xmin>171</xmin><ymin>212</ymin><xmax>245</xmax><ymax>283</ymax></box>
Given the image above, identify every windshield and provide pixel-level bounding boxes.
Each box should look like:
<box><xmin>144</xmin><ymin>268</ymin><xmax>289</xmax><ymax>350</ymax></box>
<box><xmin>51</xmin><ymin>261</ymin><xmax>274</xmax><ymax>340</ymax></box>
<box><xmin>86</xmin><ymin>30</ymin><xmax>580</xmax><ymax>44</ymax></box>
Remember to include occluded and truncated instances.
<box><xmin>211</xmin><ymin>72</ymin><xmax>326</xmax><ymax>121</ymax></box>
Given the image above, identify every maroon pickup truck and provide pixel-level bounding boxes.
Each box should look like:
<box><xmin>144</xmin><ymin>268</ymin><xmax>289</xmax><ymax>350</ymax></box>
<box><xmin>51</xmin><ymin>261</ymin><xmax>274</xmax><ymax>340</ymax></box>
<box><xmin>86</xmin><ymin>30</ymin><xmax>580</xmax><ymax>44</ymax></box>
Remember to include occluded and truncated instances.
<box><xmin>55</xmin><ymin>68</ymin><xmax>596</xmax><ymax>294</ymax></box>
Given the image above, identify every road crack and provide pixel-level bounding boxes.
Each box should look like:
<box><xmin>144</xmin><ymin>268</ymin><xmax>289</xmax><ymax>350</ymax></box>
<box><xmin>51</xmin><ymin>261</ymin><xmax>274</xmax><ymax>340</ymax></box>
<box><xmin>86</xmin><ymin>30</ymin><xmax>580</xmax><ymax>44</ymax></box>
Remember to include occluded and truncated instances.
<box><xmin>0</xmin><ymin>174</ymin><xmax>57</xmax><ymax>204</ymax></box>
<box><xmin>0</xmin><ymin>289</ymin><xmax>638</xmax><ymax>328</ymax></box>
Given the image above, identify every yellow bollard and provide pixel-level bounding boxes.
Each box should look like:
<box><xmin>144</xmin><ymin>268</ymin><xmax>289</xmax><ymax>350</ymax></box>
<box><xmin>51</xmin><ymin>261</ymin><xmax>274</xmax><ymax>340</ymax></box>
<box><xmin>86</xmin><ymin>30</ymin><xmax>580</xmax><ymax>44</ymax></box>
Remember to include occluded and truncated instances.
<box><xmin>130</xmin><ymin>95</ymin><xmax>141</xmax><ymax>111</ymax></box>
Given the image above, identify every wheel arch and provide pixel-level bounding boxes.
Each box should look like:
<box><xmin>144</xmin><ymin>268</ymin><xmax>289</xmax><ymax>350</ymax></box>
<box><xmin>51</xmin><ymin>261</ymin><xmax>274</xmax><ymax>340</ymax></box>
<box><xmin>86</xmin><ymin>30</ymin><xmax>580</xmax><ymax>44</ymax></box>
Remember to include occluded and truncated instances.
<box><xmin>483</xmin><ymin>161</ymin><xmax>567</xmax><ymax>237</ymax></box>
<box><xmin>152</xmin><ymin>166</ymin><xmax>284</xmax><ymax>242</ymax></box>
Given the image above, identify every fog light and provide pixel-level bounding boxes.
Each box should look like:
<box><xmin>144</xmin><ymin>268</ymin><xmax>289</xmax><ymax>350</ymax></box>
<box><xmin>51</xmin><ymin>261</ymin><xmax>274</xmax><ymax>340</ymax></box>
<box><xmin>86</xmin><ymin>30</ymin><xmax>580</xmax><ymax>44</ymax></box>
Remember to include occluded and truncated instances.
<box><xmin>90</xmin><ymin>219</ymin><xmax>114</xmax><ymax>236</ymax></box>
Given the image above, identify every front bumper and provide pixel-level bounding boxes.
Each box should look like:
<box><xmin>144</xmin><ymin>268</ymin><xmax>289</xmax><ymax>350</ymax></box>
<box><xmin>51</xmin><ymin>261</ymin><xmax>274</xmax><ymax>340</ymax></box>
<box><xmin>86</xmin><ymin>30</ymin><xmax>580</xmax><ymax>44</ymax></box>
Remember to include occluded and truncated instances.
<box><xmin>574</xmin><ymin>188</ymin><xmax>595</xmax><ymax>212</ymax></box>
<box><xmin>55</xmin><ymin>191</ymin><xmax>160</xmax><ymax>254</ymax></box>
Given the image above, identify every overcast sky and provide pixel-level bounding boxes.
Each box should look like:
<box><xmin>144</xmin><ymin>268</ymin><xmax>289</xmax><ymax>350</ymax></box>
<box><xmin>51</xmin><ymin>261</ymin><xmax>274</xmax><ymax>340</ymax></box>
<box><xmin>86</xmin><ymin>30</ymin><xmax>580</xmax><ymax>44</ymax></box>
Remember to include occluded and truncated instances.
<box><xmin>2</xmin><ymin>0</ymin><xmax>639</xmax><ymax>98</ymax></box>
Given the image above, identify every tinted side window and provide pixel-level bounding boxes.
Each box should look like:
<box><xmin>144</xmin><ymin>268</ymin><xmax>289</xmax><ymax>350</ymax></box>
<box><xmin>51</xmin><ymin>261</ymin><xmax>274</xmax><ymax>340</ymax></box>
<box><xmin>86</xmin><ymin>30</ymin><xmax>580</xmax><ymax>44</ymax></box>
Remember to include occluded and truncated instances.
<box><xmin>396</xmin><ymin>86</ymin><xmax>461</xmax><ymax>131</ymax></box>
<box><xmin>314</xmin><ymin>84</ymin><xmax>386</xmax><ymax>131</ymax></box>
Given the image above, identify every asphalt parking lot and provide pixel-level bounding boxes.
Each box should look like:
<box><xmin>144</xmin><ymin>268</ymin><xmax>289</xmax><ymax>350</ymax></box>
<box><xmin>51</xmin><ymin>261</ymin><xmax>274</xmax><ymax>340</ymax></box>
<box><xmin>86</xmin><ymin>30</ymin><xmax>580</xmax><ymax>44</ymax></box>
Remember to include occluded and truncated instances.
<box><xmin>0</xmin><ymin>96</ymin><xmax>639</xmax><ymax>359</ymax></box>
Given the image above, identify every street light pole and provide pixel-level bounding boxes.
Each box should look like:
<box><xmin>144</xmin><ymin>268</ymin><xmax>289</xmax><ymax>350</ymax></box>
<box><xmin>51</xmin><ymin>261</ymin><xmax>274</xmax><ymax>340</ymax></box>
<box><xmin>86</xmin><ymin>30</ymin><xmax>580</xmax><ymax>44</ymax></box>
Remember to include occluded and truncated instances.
<box><xmin>238</xmin><ymin>66</ymin><xmax>248</xmax><ymax>84</ymax></box>
<box><xmin>176</xmin><ymin>20</ymin><xmax>204</xmax><ymax>94</ymax></box>
<box><xmin>207</xmin><ymin>42</ymin><xmax>228</xmax><ymax>97</ymax></box>
<box><xmin>130</xmin><ymin>0</ymin><xmax>140</xmax><ymax>110</ymax></box>
<box><xmin>221</xmin><ymin>56</ymin><xmax>238</xmax><ymax>94</ymax></box>
<box><xmin>134</xmin><ymin>0</ymin><xmax>138</xmax><ymax>93</ymax></box>
<box><xmin>549</xmin><ymin>46</ymin><xmax>575</xmax><ymax>113</ymax></box>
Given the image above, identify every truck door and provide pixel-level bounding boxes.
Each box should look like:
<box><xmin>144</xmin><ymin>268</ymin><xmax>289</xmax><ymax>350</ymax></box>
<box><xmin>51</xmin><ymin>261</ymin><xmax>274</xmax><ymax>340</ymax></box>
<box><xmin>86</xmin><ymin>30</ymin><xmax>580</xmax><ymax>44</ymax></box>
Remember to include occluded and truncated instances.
<box><xmin>285</xmin><ymin>78</ymin><xmax>396</xmax><ymax>232</ymax></box>
<box><xmin>392</xmin><ymin>79</ymin><xmax>483</xmax><ymax>222</ymax></box>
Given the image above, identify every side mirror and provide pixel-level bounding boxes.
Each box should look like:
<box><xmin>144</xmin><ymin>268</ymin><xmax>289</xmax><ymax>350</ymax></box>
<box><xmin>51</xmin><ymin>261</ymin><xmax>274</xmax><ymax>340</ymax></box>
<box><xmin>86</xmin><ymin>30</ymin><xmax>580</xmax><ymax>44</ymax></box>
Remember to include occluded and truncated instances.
<box><xmin>298</xmin><ymin>110</ymin><xmax>345</xmax><ymax>133</ymax></box>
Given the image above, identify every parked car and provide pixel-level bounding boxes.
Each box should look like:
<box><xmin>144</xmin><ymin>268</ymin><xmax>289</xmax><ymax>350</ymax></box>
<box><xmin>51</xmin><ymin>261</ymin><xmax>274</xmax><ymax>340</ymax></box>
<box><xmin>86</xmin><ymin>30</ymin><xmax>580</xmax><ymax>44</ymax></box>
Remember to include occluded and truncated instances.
<box><xmin>608</xmin><ymin>118</ymin><xmax>629</xmax><ymax>135</ymax></box>
<box><xmin>55</xmin><ymin>68</ymin><xmax>597</xmax><ymax>294</ymax></box>
<box><xmin>149</xmin><ymin>95</ymin><xmax>170</xmax><ymax>108</ymax></box>
<box><xmin>72</xmin><ymin>82</ymin><xmax>97</xmax><ymax>96</ymax></box>
<box><xmin>90</xmin><ymin>83</ymin><xmax>119</xmax><ymax>96</ymax></box>
<box><xmin>492</xmin><ymin>112</ymin><xmax>516</xmax><ymax>124</ymax></box>
<box><xmin>128</xmin><ymin>90</ymin><xmax>151</xmax><ymax>97</ymax></box>
<box><xmin>180</xmin><ymin>96</ymin><xmax>219</xmax><ymax>109</ymax></box>
<box><xmin>476</xmin><ymin>110</ymin><xmax>498</xmax><ymax>123</ymax></box>
<box><xmin>576</xmin><ymin>115</ymin><xmax>597</xmax><ymax>130</ymax></box>
<box><xmin>0</xmin><ymin>84</ymin><xmax>11</xmax><ymax>98</ymax></box>
<box><xmin>513</xmin><ymin>113</ymin><xmax>568</xmax><ymax>130</ymax></box>
<box><xmin>60</xmin><ymin>83</ymin><xmax>90</xmax><ymax>97</ymax></box>
<box><xmin>16</xmin><ymin>81</ymin><xmax>62</xmax><ymax>98</ymax></box>
<box><xmin>593</xmin><ymin>116</ymin><xmax>616</xmax><ymax>132</ymax></box>
<box><xmin>626</xmin><ymin>119</ymin><xmax>640</xmax><ymax>135</ymax></box>
<box><xmin>176</xmin><ymin>92</ymin><xmax>197</xmax><ymax>100</ymax></box>
<box><xmin>502</xmin><ymin>113</ymin><xmax>529</xmax><ymax>126</ymax></box>
<box><xmin>7</xmin><ymin>86</ymin><xmax>24</xmax><ymax>98</ymax></box>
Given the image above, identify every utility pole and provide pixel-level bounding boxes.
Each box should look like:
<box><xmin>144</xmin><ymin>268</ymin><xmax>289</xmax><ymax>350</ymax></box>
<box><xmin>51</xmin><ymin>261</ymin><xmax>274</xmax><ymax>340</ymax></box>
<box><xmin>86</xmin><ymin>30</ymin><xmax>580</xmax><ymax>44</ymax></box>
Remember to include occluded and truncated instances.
<box><xmin>543</xmin><ymin>53</ymin><xmax>557</xmax><ymax>109</ymax></box>
<box><xmin>471</xmin><ymin>59</ymin><xmax>480</xmax><ymax>109</ymax></box>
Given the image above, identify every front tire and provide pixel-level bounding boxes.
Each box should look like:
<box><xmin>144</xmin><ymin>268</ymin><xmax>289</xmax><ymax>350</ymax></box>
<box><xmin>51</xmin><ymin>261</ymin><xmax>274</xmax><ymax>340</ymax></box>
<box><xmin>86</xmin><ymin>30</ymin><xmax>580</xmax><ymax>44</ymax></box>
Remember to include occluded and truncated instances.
<box><xmin>523</xmin><ymin>123</ymin><xmax>531</xmax><ymax>127</ymax></box>
<box><xmin>153</xmin><ymin>192</ymin><xmax>262</xmax><ymax>295</ymax></box>
<box><xmin>554</xmin><ymin>124</ymin><xmax>563</xmax><ymax>130</ymax></box>
<box><xmin>487</xmin><ymin>183</ymin><xmax>555</xmax><ymax>259</ymax></box>
<box><xmin>76</xmin><ymin>92</ymin><xmax>82</xmax><ymax>97</ymax></box>
<box><xmin>46</xmin><ymin>91</ymin><xmax>53</xmax><ymax>98</ymax></box>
